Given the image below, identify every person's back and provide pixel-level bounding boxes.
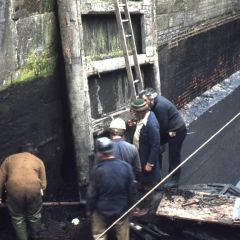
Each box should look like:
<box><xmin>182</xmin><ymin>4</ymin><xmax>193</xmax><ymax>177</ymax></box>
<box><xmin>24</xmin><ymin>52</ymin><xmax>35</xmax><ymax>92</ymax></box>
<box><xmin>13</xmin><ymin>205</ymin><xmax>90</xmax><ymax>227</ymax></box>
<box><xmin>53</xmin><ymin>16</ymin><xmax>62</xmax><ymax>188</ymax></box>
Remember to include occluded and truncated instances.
<box><xmin>0</xmin><ymin>144</ymin><xmax>47</xmax><ymax>240</ymax></box>
<box><xmin>139</xmin><ymin>88</ymin><xmax>187</xmax><ymax>187</ymax></box>
<box><xmin>113</xmin><ymin>139</ymin><xmax>141</xmax><ymax>176</ymax></box>
<box><xmin>153</xmin><ymin>96</ymin><xmax>185</xmax><ymax>139</ymax></box>
<box><xmin>89</xmin><ymin>158</ymin><xmax>134</xmax><ymax>218</ymax></box>
<box><xmin>2</xmin><ymin>152</ymin><xmax>47</xmax><ymax>200</ymax></box>
<box><xmin>87</xmin><ymin>137</ymin><xmax>135</xmax><ymax>240</ymax></box>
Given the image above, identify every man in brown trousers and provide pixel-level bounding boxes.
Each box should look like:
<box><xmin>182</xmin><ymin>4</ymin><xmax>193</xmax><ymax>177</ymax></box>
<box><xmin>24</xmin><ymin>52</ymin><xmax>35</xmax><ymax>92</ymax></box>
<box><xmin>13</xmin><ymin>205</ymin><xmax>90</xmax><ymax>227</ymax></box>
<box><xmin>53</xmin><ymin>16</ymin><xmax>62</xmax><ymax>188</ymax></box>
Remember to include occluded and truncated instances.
<box><xmin>0</xmin><ymin>143</ymin><xmax>47</xmax><ymax>240</ymax></box>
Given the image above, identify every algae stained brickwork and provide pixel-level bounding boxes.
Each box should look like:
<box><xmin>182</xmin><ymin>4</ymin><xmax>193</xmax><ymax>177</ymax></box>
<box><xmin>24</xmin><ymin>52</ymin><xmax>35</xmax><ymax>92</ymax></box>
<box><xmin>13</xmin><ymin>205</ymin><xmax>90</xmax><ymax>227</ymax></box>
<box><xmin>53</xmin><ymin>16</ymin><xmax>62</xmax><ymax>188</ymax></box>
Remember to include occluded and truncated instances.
<box><xmin>0</xmin><ymin>0</ymin><xmax>58</xmax><ymax>90</ymax></box>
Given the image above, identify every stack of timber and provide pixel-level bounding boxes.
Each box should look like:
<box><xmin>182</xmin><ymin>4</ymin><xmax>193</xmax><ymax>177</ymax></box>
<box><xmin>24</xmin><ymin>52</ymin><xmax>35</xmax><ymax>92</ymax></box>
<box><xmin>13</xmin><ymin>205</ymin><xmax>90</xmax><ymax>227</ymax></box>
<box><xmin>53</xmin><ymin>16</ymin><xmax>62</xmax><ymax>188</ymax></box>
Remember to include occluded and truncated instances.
<box><xmin>155</xmin><ymin>184</ymin><xmax>240</xmax><ymax>226</ymax></box>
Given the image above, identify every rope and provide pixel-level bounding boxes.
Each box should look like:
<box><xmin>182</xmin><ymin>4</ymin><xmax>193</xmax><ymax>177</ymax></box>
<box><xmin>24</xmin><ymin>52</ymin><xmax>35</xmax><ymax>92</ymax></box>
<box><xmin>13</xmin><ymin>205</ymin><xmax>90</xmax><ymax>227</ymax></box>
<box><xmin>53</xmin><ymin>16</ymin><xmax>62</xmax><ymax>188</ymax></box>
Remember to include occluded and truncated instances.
<box><xmin>96</xmin><ymin>111</ymin><xmax>240</xmax><ymax>240</ymax></box>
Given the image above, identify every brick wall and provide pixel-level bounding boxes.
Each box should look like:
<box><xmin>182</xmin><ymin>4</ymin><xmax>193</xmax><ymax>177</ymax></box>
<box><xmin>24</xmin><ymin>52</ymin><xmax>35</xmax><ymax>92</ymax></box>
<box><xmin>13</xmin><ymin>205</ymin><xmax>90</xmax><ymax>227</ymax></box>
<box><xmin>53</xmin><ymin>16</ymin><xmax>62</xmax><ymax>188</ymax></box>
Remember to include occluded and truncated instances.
<box><xmin>158</xmin><ymin>19</ymin><xmax>240</xmax><ymax>107</ymax></box>
<box><xmin>155</xmin><ymin>0</ymin><xmax>240</xmax><ymax>107</ymax></box>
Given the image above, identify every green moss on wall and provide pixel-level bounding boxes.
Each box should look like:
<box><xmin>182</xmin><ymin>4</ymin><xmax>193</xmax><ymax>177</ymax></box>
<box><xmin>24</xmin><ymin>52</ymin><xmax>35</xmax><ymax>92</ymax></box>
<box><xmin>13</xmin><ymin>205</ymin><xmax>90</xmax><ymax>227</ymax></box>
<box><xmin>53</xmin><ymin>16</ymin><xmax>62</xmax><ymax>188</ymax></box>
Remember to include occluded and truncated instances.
<box><xmin>83</xmin><ymin>16</ymin><xmax>122</xmax><ymax>58</ymax></box>
<box><xmin>83</xmin><ymin>14</ymin><xmax>141</xmax><ymax>59</ymax></box>
<box><xmin>14</xmin><ymin>49</ymin><xmax>57</xmax><ymax>84</ymax></box>
<box><xmin>1</xmin><ymin>47</ymin><xmax>57</xmax><ymax>91</ymax></box>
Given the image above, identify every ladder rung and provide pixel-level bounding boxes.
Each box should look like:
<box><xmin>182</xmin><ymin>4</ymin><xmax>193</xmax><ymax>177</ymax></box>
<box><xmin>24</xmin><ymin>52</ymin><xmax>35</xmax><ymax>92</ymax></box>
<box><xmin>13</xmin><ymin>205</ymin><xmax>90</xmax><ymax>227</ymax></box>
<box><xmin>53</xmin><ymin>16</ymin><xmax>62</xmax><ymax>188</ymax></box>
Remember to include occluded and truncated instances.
<box><xmin>115</xmin><ymin>1</ymin><xmax>143</xmax><ymax>93</ymax></box>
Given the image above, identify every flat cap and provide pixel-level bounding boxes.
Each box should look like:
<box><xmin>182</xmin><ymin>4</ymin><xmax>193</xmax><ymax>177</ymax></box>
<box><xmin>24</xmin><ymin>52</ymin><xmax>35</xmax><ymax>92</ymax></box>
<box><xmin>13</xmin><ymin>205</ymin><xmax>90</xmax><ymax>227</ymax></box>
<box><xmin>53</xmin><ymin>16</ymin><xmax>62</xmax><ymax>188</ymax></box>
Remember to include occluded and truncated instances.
<box><xmin>131</xmin><ymin>99</ymin><xmax>149</xmax><ymax>112</ymax></box>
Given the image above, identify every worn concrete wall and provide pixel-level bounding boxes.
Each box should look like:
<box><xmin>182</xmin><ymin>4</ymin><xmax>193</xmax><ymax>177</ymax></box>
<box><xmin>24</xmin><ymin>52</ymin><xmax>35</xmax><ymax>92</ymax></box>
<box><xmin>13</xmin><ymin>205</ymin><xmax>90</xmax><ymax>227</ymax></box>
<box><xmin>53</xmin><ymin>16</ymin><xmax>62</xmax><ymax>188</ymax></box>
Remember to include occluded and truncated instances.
<box><xmin>0</xmin><ymin>0</ymin><xmax>79</xmax><ymax>200</ymax></box>
<box><xmin>0</xmin><ymin>0</ymin><xmax>16</xmax><ymax>85</ymax></box>
<box><xmin>0</xmin><ymin>0</ymin><xmax>57</xmax><ymax>87</ymax></box>
<box><xmin>156</xmin><ymin>0</ymin><xmax>240</xmax><ymax>44</ymax></box>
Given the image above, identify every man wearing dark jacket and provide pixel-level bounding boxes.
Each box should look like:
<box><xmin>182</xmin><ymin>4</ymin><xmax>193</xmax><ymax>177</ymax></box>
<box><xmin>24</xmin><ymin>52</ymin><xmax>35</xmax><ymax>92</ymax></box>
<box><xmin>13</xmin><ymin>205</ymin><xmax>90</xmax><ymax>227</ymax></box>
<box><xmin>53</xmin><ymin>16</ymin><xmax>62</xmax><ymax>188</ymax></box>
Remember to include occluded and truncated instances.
<box><xmin>0</xmin><ymin>143</ymin><xmax>47</xmax><ymax>240</ymax></box>
<box><xmin>130</xmin><ymin>99</ymin><xmax>161</xmax><ymax>206</ymax></box>
<box><xmin>87</xmin><ymin>137</ymin><xmax>135</xmax><ymax>240</ymax></box>
<box><xmin>130</xmin><ymin>99</ymin><xmax>161</xmax><ymax>184</ymax></box>
<box><xmin>139</xmin><ymin>88</ymin><xmax>187</xmax><ymax>187</ymax></box>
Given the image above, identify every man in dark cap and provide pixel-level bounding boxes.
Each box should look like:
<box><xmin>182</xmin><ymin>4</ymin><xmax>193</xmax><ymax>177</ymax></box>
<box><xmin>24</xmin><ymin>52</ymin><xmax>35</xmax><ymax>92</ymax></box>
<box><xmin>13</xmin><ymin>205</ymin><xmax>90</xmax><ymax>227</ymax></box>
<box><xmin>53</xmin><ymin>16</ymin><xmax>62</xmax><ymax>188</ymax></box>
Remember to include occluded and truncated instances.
<box><xmin>139</xmin><ymin>88</ymin><xmax>187</xmax><ymax>187</ymax></box>
<box><xmin>130</xmin><ymin>99</ymin><xmax>161</xmax><ymax>207</ymax></box>
<box><xmin>0</xmin><ymin>143</ymin><xmax>47</xmax><ymax>240</ymax></box>
<box><xmin>87</xmin><ymin>137</ymin><xmax>135</xmax><ymax>240</ymax></box>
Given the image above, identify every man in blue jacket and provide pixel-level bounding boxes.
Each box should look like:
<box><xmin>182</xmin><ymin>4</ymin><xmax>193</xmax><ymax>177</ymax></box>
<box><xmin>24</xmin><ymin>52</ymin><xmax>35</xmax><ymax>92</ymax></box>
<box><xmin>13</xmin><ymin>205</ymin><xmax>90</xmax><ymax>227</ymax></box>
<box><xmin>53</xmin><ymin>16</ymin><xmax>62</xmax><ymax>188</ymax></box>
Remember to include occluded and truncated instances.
<box><xmin>139</xmin><ymin>88</ymin><xmax>187</xmax><ymax>187</ymax></box>
<box><xmin>87</xmin><ymin>137</ymin><xmax>135</xmax><ymax>240</ymax></box>
<box><xmin>130</xmin><ymin>99</ymin><xmax>161</xmax><ymax>206</ymax></box>
<box><xmin>109</xmin><ymin>118</ymin><xmax>142</xmax><ymax>178</ymax></box>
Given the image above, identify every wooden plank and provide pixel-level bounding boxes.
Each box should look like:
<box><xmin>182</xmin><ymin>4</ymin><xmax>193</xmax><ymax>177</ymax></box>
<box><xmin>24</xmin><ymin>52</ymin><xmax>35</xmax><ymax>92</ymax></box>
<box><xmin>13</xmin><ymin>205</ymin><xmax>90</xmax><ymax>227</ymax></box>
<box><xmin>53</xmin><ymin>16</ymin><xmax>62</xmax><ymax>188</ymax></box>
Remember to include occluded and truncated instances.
<box><xmin>81</xmin><ymin>2</ymin><xmax>143</xmax><ymax>14</ymax></box>
<box><xmin>156</xmin><ymin>191</ymin><xmax>240</xmax><ymax>226</ymax></box>
<box><xmin>92</xmin><ymin>108</ymin><xmax>132</xmax><ymax>134</ymax></box>
<box><xmin>86</xmin><ymin>54</ymin><xmax>154</xmax><ymax>76</ymax></box>
<box><xmin>0</xmin><ymin>202</ymin><xmax>82</xmax><ymax>208</ymax></box>
<box><xmin>57</xmin><ymin>0</ymin><xmax>94</xmax><ymax>189</ymax></box>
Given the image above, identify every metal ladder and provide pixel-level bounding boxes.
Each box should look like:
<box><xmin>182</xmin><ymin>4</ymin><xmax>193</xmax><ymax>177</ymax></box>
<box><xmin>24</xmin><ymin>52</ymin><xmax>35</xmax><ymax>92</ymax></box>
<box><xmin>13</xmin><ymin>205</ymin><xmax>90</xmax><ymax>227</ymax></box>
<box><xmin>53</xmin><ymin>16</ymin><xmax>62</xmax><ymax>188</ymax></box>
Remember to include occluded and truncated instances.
<box><xmin>114</xmin><ymin>0</ymin><xmax>143</xmax><ymax>99</ymax></box>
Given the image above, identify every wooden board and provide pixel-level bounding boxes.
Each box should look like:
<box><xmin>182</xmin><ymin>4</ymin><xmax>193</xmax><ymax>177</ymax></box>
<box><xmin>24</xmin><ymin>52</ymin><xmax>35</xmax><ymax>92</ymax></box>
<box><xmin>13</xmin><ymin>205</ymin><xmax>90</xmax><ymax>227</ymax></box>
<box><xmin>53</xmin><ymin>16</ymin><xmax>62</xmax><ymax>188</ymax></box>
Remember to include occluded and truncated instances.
<box><xmin>156</xmin><ymin>190</ymin><xmax>240</xmax><ymax>226</ymax></box>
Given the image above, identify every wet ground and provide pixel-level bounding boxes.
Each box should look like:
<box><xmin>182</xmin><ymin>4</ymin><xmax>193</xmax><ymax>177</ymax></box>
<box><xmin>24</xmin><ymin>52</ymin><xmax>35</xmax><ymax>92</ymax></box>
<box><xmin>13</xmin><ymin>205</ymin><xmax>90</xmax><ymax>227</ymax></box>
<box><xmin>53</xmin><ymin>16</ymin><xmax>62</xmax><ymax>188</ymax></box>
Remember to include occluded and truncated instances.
<box><xmin>1</xmin><ymin>196</ymin><xmax>240</xmax><ymax>240</ymax></box>
<box><xmin>0</xmin><ymin>204</ymin><xmax>91</xmax><ymax>240</ymax></box>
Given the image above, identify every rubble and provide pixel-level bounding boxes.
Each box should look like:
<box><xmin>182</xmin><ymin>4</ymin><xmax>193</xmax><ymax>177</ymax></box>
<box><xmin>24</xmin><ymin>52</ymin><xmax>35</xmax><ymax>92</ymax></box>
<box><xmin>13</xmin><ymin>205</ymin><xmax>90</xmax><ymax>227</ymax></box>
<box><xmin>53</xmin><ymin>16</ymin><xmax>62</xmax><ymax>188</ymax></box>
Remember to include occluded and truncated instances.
<box><xmin>180</xmin><ymin>71</ymin><xmax>240</xmax><ymax>127</ymax></box>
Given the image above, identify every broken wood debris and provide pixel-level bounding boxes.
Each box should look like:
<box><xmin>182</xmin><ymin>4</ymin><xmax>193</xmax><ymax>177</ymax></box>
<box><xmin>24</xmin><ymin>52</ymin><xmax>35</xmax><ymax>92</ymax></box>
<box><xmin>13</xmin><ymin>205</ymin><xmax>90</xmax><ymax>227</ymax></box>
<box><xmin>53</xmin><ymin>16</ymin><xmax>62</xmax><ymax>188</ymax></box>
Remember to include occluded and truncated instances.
<box><xmin>156</xmin><ymin>188</ymin><xmax>240</xmax><ymax>226</ymax></box>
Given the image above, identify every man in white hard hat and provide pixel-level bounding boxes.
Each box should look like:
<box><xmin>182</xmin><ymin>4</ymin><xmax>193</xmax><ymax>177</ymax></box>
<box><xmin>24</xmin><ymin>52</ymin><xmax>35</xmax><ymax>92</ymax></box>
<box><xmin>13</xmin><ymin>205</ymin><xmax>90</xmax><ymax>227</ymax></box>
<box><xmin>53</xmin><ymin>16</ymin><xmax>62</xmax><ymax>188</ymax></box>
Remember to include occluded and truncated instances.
<box><xmin>109</xmin><ymin>118</ymin><xmax>141</xmax><ymax>178</ymax></box>
<box><xmin>110</xmin><ymin>118</ymin><xmax>151</xmax><ymax>217</ymax></box>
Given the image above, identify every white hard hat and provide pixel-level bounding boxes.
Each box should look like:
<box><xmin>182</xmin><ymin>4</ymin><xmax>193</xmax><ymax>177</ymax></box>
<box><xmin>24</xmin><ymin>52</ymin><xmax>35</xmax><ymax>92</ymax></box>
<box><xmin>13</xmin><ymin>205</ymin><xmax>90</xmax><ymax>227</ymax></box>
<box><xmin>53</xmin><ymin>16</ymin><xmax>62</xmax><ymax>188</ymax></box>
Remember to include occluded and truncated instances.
<box><xmin>109</xmin><ymin>118</ymin><xmax>126</xmax><ymax>130</ymax></box>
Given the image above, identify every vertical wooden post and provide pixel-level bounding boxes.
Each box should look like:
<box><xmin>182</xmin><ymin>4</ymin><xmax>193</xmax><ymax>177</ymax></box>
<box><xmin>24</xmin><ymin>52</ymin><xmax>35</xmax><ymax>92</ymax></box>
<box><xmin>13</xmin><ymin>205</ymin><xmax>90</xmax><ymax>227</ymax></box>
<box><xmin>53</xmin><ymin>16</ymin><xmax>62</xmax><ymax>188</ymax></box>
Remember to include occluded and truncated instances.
<box><xmin>57</xmin><ymin>0</ymin><xmax>93</xmax><ymax>197</ymax></box>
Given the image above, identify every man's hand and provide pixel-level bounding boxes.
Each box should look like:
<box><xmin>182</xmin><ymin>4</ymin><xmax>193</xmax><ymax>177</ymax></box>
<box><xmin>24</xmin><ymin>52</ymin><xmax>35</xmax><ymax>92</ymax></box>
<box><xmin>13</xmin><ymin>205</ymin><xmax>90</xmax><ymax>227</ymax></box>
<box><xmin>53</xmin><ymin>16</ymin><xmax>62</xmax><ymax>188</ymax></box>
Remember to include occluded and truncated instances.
<box><xmin>144</xmin><ymin>163</ymin><xmax>154</xmax><ymax>172</ymax></box>
<box><xmin>127</xmin><ymin>119</ymin><xmax>137</xmax><ymax>127</ymax></box>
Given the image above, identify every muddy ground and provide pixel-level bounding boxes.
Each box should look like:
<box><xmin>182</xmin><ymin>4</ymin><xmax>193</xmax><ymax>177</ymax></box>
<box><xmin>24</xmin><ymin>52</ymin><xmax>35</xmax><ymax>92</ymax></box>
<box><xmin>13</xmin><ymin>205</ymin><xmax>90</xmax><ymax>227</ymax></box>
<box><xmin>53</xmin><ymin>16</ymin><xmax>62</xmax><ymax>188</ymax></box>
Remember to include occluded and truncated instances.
<box><xmin>1</xmin><ymin>201</ymin><xmax>240</xmax><ymax>240</ymax></box>
<box><xmin>0</xmin><ymin>204</ymin><xmax>91</xmax><ymax>240</ymax></box>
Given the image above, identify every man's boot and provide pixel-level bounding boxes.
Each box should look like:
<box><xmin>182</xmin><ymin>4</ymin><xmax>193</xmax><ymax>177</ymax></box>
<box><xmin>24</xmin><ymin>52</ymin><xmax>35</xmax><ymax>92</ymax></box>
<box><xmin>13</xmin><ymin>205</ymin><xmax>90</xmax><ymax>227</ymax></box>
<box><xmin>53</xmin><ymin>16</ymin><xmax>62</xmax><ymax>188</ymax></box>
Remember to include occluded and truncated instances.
<box><xmin>164</xmin><ymin>175</ymin><xmax>179</xmax><ymax>188</ymax></box>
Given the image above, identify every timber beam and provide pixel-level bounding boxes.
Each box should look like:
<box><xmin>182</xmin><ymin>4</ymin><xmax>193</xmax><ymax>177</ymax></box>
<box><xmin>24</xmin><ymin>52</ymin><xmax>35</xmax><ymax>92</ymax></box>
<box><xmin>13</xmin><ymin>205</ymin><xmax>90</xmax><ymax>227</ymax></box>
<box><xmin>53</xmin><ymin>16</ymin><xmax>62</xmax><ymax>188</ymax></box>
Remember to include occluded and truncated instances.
<box><xmin>86</xmin><ymin>54</ymin><xmax>154</xmax><ymax>76</ymax></box>
<box><xmin>81</xmin><ymin>2</ymin><xmax>143</xmax><ymax>15</ymax></box>
<box><xmin>91</xmin><ymin>108</ymin><xmax>132</xmax><ymax>135</ymax></box>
